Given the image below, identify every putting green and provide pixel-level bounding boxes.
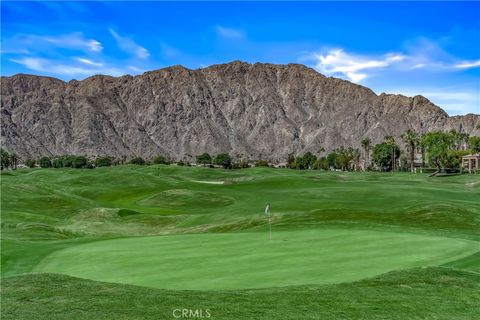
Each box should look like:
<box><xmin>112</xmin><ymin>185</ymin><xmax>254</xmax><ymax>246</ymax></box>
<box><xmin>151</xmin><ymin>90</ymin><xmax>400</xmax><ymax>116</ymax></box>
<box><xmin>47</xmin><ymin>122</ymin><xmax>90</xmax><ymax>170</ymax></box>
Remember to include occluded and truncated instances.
<box><xmin>33</xmin><ymin>228</ymin><xmax>478</xmax><ymax>290</ymax></box>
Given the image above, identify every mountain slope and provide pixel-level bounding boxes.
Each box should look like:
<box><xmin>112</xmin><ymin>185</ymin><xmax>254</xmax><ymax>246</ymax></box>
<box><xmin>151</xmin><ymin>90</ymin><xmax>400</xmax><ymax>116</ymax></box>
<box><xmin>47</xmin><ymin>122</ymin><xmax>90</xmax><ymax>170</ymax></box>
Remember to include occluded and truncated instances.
<box><xmin>1</xmin><ymin>61</ymin><xmax>479</xmax><ymax>160</ymax></box>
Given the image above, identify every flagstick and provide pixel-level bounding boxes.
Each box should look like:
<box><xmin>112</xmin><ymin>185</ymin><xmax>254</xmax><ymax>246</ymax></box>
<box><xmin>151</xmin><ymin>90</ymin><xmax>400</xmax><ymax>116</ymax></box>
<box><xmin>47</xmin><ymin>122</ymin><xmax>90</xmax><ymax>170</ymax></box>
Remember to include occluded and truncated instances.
<box><xmin>265</xmin><ymin>203</ymin><xmax>272</xmax><ymax>241</ymax></box>
<box><xmin>269</xmin><ymin>214</ymin><xmax>272</xmax><ymax>241</ymax></box>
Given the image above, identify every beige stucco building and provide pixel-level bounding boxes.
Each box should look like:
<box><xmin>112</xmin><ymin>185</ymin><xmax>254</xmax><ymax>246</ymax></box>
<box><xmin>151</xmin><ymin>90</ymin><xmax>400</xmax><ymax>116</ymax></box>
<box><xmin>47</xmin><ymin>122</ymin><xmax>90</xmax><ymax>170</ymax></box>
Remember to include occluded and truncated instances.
<box><xmin>462</xmin><ymin>153</ymin><xmax>480</xmax><ymax>171</ymax></box>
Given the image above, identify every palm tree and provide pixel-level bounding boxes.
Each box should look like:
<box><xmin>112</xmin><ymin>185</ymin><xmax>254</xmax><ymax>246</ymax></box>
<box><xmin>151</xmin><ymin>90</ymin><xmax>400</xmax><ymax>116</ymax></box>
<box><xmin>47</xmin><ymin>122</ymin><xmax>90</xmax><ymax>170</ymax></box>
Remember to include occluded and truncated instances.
<box><xmin>401</xmin><ymin>130</ymin><xmax>418</xmax><ymax>172</ymax></box>
<box><xmin>360</xmin><ymin>138</ymin><xmax>371</xmax><ymax>170</ymax></box>
<box><xmin>10</xmin><ymin>153</ymin><xmax>18</xmax><ymax>170</ymax></box>
<box><xmin>459</xmin><ymin>132</ymin><xmax>470</xmax><ymax>150</ymax></box>
<box><xmin>449</xmin><ymin>129</ymin><xmax>462</xmax><ymax>150</ymax></box>
<box><xmin>384</xmin><ymin>135</ymin><xmax>397</xmax><ymax>171</ymax></box>
<box><xmin>419</xmin><ymin>133</ymin><xmax>426</xmax><ymax>168</ymax></box>
<box><xmin>350</xmin><ymin>148</ymin><xmax>361</xmax><ymax>171</ymax></box>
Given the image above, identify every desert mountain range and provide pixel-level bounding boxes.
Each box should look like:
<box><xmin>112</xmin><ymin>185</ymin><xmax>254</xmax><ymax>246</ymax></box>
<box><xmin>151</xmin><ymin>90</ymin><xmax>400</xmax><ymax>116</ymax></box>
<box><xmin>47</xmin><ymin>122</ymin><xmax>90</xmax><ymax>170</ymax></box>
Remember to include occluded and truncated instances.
<box><xmin>1</xmin><ymin>61</ymin><xmax>479</xmax><ymax>161</ymax></box>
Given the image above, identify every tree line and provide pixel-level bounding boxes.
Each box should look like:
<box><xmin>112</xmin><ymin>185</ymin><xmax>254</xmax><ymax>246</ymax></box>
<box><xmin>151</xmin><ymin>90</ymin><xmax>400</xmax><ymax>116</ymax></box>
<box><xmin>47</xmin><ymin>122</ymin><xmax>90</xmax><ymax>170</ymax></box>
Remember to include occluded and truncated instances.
<box><xmin>1</xmin><ymin>129</ymin><xmax>479</xmax><ymax>172</ymax></box>
<box><xmin>287</xmin><ymin>130</ymin><xmax>480</xmax><ymax>173</ymax></box>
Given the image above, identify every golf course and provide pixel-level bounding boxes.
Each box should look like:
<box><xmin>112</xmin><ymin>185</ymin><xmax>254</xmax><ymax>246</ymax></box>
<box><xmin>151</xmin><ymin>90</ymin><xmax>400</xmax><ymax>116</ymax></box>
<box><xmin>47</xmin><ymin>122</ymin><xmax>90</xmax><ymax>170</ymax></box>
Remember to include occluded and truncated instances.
<box><xmin>1</xmin><ymin>165</ymin><xmax>480</xmax><ymax>319</ymax></box>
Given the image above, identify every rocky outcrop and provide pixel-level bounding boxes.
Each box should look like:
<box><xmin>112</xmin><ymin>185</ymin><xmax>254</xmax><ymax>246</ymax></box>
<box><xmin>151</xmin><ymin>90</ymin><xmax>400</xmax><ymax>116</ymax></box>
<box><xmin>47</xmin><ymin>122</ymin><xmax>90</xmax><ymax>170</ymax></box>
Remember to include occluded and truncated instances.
<box><xmin>1</xmin><ymin>61</ymin><xmax>479</xmax><ymax>161</ymax></box>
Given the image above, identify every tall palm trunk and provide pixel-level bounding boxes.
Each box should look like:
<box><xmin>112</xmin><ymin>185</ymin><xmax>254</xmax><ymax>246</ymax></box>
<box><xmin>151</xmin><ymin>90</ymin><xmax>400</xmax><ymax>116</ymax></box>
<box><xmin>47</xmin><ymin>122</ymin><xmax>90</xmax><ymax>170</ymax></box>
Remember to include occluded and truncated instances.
<box><xmin>366</xmin><ymin>147</ymin><xmax>369</xmax><ymax>169</ymax></box>
<box><xmin>410</xmin><ymin>142</ymin><xmax>415</xmax><ymax>172</ymax></box>
<box><xmin>391</xmin><ymin>147</ymin><xmax>395</xmax><ymax>171</ymax></box>
<box><xmin>421</xmin><ymin>146</ymin><xmax>425</xmax><ymax>168</ymax></box>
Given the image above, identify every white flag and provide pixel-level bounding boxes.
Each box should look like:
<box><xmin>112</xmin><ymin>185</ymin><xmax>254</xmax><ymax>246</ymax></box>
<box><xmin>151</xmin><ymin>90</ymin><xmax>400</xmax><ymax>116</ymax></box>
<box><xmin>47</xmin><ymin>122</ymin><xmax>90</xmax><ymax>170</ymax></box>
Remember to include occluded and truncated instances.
<box><xmin>265</xmin><ymin>203</ymin><xmax>271</xmax><ymax>216</ymax></box>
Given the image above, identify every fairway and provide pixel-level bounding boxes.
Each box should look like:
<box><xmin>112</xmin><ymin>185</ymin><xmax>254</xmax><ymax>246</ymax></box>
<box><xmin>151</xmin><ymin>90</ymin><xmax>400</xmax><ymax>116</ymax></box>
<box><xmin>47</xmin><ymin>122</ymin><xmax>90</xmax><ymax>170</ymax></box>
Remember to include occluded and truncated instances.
<box><xmin>33</xmin><ymin>228</ymin><xmax>477</xmax><ymax>290</ymax></box>
<box><xmin>2</xmin><ymin>166</ymin><xmax>479</xmax><ymax>319</ymax></box>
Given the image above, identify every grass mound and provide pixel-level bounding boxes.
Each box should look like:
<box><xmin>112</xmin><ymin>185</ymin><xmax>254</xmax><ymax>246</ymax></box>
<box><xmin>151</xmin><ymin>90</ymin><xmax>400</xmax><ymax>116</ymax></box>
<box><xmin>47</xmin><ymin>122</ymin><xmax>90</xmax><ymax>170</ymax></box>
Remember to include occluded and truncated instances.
<box><xmin>139</xmin><ymin>189</ymin><xmax>235</xmax><ymax>210</ymax></box>
<box><xmin>2</xmin><ymin>267</ymin><xmax>479</xmax><ymax>320</ymax></box>
<box><xmin>117</xmin><ymin>209</ymin><xmax>142</xmax><ymax>217</ymax></box>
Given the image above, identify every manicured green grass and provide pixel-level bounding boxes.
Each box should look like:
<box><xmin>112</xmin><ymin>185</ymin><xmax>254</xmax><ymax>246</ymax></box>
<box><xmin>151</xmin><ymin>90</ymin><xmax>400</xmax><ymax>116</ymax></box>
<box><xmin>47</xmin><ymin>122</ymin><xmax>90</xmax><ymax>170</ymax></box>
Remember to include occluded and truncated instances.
<box><xmin>1</xmin><ymin>165</ymin><xmax>479</xmax><ymax>319</ymax></box>
<box><xmin>2</xmin><ymin>268</ymin><xmax>480</xmax><ymax>320</ymax></box>
<box><xmin>33</xmin><ymin>228</ymin><xmax>478</xmax><ymax>290</ymax></box>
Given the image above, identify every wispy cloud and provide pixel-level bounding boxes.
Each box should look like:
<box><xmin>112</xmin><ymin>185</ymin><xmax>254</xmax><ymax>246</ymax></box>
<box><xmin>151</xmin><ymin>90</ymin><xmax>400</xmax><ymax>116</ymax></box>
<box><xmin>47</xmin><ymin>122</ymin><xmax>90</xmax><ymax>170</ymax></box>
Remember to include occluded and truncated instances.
<box><xmin>304</xmin><ymin>39</ymin><xmax>480</xmax><ymax>84</ymax></box>
<box><xmin>310</xmin><ymin>49</ymin><xmax>404</xmax><ymax>82</ymax></box>
<box><xmin>42</xmin><ymin>33</ymin><xmax>103</xmax><ymax>52</ymax></box>
<box><xmin>75</xmin><ymin>57</ymin><xmax>103</xmax><ymax>67</ymax></box>
<box><xmin>109</xmin><ymin>28</ymin><xmax>149</xmax><ymax>59</ymax></box>
<box><xmin>381</xmin><ymin>87</ymin><xmax>479</xmax><ymax>115</ymax></box>
<box><xmin>4</xmin><ymin>29</ymin><xmax>148</xmax><ymax>79</ymax></box>
<box><xmin>215</xmin><ymin>26</ymin><xmax>244</xmax><ymax>39</ymax></box>
<box><xmin>453</xmin><ymin>60</ymin><xmax>480</xmax><ymax>70</ymax></box>
<box><xmin>302</xmin><ymin>38</ymin><xmax>480</xmax><ymax>115</ymax></box>
<box><xmin>417</xmin><ymin>91</ymin><xmax>479</xmax><ymax>115</ymax></box>
<box><xmin>397</xmin><ymin>38</ymin><xmax>480</xmax><ymax>72</ymax></box>
<box><xmin>4</xmin><ymin>33</ymin><xmax>103</xmax><ymax>53</ymax></box>
<box><xmin>10</xmin><ymin>56</ymin><xmax>132</xmax><ymax>78</ymax></box>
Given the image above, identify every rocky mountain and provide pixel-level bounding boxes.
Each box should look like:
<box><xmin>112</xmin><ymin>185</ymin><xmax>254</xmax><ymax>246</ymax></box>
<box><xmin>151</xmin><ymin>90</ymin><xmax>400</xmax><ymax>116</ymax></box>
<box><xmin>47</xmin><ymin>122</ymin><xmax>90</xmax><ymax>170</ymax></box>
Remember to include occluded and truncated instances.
<box><xmin>1</xmin><ymin>61</ymin><xmax>479</xmax><ymax>162</ymax></box>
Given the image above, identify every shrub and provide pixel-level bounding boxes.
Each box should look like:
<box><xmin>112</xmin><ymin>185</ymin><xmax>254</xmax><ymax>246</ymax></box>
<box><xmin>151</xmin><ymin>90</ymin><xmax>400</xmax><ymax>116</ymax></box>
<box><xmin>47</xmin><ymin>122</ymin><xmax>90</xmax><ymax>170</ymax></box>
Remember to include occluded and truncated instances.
<box><xmin>214</xmin><ymin>153</ymin><xmax>232</xmax><ymax>169</ymax></box>
<box><xmin>25</xmin><ymin>159</ymin><xmax>36</xmax><ymax>168</ymax></box>
<box><xmin>95</xmin><ymin>156</ymin><xmax>113</xmax><ymax>167</ymax></box>
<box><xmin>255</xmin><ymin>160</ymin><xmax>269</xmax><ymax>167</ymax></box>
<box><xmin>313</xmin><ymin>157</ymin><xmax>327</xmax><ymax>170</ymax></box>
<box><xmin>52</xmin><ymin>158</ymin><xmax>63</xmax><ymax>168</ymax></box>
<box><xmin>292</xmin><ymin>152</ymin><xmax>317</xmax><ymax>170</ymax></box>
<box><xmin>196</xmin><ymin>153</ymin><xmax>212</xmax><ymax>166</ymax></box>
<box><xmin>130</xmin><ymin>157</ymin><xmax>146</xmax><ymax>165</ymax></box>
<box><xmin>444</xmin><ymin>150</ymin><xmax>469</xmax><ymax>170</ymax></box>
<box><xmin>61</xmin><ymin>155</ymin><xmax>76</xmax><ymax>168</ymax></box>
<box><xmin>72</xmin><ymin>156</ymin><xmax>88</xmax><ymax>169</ymax></box>
<box><xmin>177</xmin><ymin>160</ymin><xmax>185</xmax><ymax>166</ymax></box>
<box><xmin>153</xmin><ymin>156</ymin><xmax>168</xmax><ymax>165</ymax></box>
<box><xmin>39</xmin><ymin>156</ymin><xmax>52</xmax><ymax>168</ymax></box>
<box><xmin>233</xmin><ymin>160</ymin><xmax>249</xmax><ymax>169</ymax></box>
<box><xmin>1</xmin><ymin>148</ymin><xmax>11</xmax><ymax>170</ymax></box>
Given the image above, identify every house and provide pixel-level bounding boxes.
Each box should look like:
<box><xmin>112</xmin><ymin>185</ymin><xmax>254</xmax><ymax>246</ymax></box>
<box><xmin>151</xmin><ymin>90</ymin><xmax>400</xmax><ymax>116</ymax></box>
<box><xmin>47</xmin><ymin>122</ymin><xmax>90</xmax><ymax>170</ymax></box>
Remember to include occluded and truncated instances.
<box><xmin>462</xmin><ymin>153</ymin><xmax>480</xmax><ymax>172</ymax></box>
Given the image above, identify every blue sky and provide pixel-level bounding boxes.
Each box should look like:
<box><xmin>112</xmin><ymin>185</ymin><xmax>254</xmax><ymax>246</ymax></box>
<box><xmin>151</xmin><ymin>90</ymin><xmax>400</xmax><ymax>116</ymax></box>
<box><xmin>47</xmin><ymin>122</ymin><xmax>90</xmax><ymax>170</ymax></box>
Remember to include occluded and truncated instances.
<box><xmin>1</xmin><ymin>1</ymin><xmax>479</xmax><ymax>115</ymax></box>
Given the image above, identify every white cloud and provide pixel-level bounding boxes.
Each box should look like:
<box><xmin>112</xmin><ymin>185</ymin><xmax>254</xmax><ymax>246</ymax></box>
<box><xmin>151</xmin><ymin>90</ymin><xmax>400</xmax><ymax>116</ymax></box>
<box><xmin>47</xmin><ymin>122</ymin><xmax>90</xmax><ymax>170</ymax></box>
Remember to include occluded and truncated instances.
<box><xmin>109</xmin><ymin>28</ymin><xmax>150</xmax><ymax>59</ymax></box>
<box><xmin>37</xmin><ymin>33</ymin><xmax>103</xmax><ymax>52</ymax></box>
<box><xmin>311</xmin><ymin>49</ymin><xmax>405</xmax><ymax>83</ymax></box>
<box><xmin>453</xmin><ymin>60</ymin><xmax>480</xmax><ymax>69</ymax></box>
<box><xmin>215</xmin><ymin>26</ymin><xmax>244</xmax><ymax>39</ymax></box>
<box><xmin>11</xmin><ymin>56</ymin><xmax>126</xmax><ymax>77</ymax></box>
<box><xmin>1</xmin><ymin>33</ymin><xmax>103</xmax><ymax>59</ymax></box>
<box><xmin>4</xmin><ymin>30</ymin><xmax>149</xmax><ymax>79</ymax></box>
<box><xmin>11</xmin><ymin>57</ymin><xmax>47</xmax><ymax>71</ymax></box>
<box><xmin>382</xmin><ymin>88</ymin><xmax>479</xmax><ymax>116</ymax></box>
<box><xmin>75</xmin><ymin>57</ymin><xmax>103</xmax><ymax>67</ymax></box>
<box><xmin>304</xmin><ymin>41</ymin><xmax>480</xmax><ymax>84</ymax></box>
<box><xmin>398</xmin><ymin>38</ymin><xmax>480</xmax><ymax>71</ymax></box>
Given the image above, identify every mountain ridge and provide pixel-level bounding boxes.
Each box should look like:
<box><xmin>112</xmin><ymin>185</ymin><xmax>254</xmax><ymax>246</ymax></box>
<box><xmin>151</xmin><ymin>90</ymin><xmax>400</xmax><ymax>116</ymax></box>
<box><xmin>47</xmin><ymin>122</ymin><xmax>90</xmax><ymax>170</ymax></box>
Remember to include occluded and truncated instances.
<box><xmin>1</xmin><ymin>61</ymin><xmax>479</xmax><ymax>161</ymax></box>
